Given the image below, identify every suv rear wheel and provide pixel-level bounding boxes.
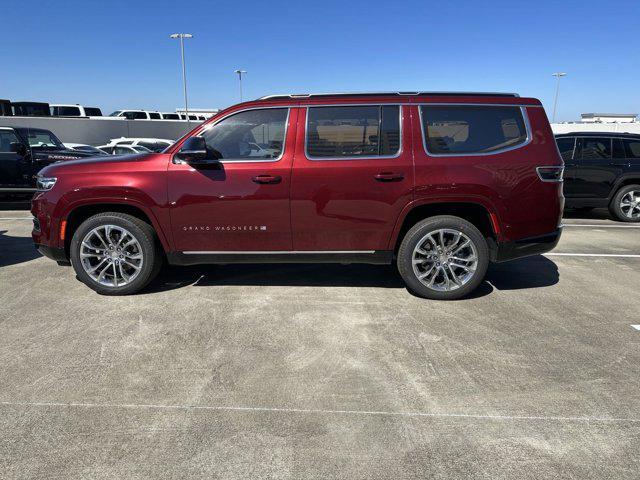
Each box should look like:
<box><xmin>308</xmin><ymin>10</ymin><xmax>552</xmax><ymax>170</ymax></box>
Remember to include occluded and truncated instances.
<box><xmin>609</xmin><ymin>184</ymin><xmax>640</xmax><ymax>222</ymax></box>
<box><xmin>70</xmin><ymin>212</ymin><xmax>162</xmax><ymax>295</ymax></box>
<box><xmin>397</xmin><ymin>215</ymin><xmax>489</xmax><ymax>300</ymax></box>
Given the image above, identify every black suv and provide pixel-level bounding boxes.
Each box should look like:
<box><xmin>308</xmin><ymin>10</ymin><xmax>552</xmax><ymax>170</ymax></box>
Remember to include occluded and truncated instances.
<box><xmin>556</xmin><ymin>132</ymin><xmax>640</xmax><ymax>222</ymax></box>
<box><xmin>0</xmin><ymin>127</ymin><xmax>93</xmax><ymax>197</ymax></box>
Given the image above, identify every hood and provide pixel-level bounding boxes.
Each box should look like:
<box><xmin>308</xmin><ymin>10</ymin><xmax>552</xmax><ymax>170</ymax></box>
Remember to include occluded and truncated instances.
<box><xmin>39</xmin><ymin>153</ymin><xmax>154</xmax><ymax>176</ymax></box>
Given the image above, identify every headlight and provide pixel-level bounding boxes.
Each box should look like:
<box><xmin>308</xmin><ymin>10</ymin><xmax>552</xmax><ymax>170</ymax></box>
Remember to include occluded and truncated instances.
<box><xmin>36</xmin><ymin>176</ymin><xmax>57</xmax><ymax>191</ymax></box>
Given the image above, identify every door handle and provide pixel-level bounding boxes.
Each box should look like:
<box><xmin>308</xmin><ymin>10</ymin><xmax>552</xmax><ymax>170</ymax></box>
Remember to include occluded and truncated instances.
<box><xmin>374</xmin><ymin>172</ymin><xmax>405</xmax><ymax>182</ymax></box>
<box><xmin>252</xmin><ymin>174</ymin><xmax>282</xmax><ymax>184</ymax></box>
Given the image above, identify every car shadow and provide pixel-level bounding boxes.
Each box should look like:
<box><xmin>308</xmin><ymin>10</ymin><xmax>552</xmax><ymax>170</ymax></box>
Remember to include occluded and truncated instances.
<box><xmin>563</xmin><ymin>207</ymin><xmax>611</xmax><ymax>221</ymax></box>
<box><xmin>0</xmin><ymin>230</ymin><xmax>41</xmax><ymax>267</ymax></box>
<box><xmin>144</xmin><ymin>255</ymin><xmax>559</xmax><ymax>298</ymax></box>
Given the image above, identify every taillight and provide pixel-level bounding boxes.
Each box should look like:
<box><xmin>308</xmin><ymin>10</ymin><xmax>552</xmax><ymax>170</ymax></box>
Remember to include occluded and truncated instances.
<box><xmin>536</xmin><ymin>166</ymin><xmax>564</xmax><ymax>182</ymax></box>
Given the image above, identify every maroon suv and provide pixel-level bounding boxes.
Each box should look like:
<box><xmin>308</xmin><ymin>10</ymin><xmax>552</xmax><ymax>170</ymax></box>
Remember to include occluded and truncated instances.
<box><xmin>31</xmin><ymin>92</ymin><xmax>564</xmax><ymax>299</ymax></box>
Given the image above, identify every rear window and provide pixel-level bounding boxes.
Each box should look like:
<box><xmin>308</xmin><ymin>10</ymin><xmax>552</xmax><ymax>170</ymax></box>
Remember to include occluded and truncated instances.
<box><xmin>53</xmin><ymin>106</ymin><xmax>81</xmax><ymax>116</ymax></box>
<box><xmin>421</xmin><ymin>106</ymin><xmax>528</xmax><ymax>155</ymax></box>
<box><xmin>84</xmin><ymin>107</ymin><xmax>102</xmax><ymax>116</ymax></box>
<box><xmin>306</xmin><ymin>105</ymin><xmax>400</xmax><ymax>158</ymax></box>
<box><xmin>162</xmin><ymin>113</ymin><xmax>180</xmax><ymax>120</ymax></box>
<box><xmin>149</xmin><ymin>112</ymin><xmax>161</xmax><ymax>119</ymax></box>
<box><xmin>623</xmin><ymin>139</ymin><xmax>640</xmax><ymax>161</ymax></box>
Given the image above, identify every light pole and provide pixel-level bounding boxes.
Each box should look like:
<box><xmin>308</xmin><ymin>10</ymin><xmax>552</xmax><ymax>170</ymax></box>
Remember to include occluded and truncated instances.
<box><xmin>551</xmin><ymin>72</ymin><xmax>566</xmax><ymax>123</ymax></box>
<box><xmin>235</xmin><ymin>70</ymin><xmax>247</xmax><ymax>102</ymax></box>
<box><xmin>170</xmin><ymin>33</ymin><xmax>193</xmax><ymax>123</ymax></box>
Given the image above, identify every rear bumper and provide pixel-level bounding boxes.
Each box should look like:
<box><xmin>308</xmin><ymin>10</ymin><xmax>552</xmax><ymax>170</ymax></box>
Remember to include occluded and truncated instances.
<box><xmin>35</xmin><ymin>244</ymin><xmax>70</xmax><ymax>266</ymax></box>
<box><xmin>492</xmin><ymin>228</ymin><xmax>562</xmax><ymax>263</ymax></box>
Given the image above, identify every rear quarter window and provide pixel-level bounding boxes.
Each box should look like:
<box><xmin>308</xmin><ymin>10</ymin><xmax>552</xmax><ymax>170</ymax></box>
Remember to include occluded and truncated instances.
<box><xmin>420</xmin><ymin>105</ymin><xmax>528</xmax><ymax>155</ymax></box>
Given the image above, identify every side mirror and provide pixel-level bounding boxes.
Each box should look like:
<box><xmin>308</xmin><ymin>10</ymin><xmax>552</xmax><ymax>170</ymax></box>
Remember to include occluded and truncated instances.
<box><xmin>10</xmin><ymin>142</ymin><xmax>27</xmax><ymax>156</ymax></box>
<box><xmin>175</xmin><ymin>136</ymin><xmax>212</xmax><ymax>164</ymax></box>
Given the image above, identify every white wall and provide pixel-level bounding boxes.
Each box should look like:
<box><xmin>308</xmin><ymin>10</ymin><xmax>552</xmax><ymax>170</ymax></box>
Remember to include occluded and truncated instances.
<box><xmin>551</xmin><ymin>122</ymin><xmax>640</xmax><ymax>135</ymax></box>
<box><xmin>0</xmin><ymin>116</ymin><xmax>201</xmax><ymax>145</ymax></box>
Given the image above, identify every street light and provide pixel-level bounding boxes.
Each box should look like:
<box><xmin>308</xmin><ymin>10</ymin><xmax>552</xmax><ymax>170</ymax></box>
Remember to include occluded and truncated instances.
<box><xmin>551</xmin><ymin>72</ymin><xmax>567</xmax><ymax>123</ymax></box>
<box><xmin>170</xmin><ymin>33</ymin><xmax>193</xmax><ymax>123</ymax></box>
<box><xmin>234</xmin><ymin>69</ymin><xmax>247</xmax><ymax>102</ymax></box>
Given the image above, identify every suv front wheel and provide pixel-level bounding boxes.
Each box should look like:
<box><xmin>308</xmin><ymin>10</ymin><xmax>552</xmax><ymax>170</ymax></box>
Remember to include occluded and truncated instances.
<box><xmin>70</xmin><ymin>212</ymin><xmax>162</xmax><ymax>295</ymax></box>
<box><xmin>610</xmin><ymin>184</ymin><xmax>640</xmax><ymax>222</ymax></box>
<box><xmin>397</xmin><ymin>215</ymin><xmax>489</xmax><ymax>300</ymax></box>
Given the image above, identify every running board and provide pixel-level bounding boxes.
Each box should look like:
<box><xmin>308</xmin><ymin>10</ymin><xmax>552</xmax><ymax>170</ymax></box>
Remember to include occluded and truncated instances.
<box><xmin>167</xmin><ymin>250</ymin><xmax>394</xmax><ymax>266</ymax></box>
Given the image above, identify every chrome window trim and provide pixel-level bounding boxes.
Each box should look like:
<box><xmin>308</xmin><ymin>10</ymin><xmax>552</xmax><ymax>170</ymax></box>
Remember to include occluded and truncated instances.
<box><xmin>304</xmin><ymin>104</ymin><xmax>403</xmax><ymax>162</ymax></box>
<box><xmin>418</xmin><ymin>104</ymin><xmax>532</xmax><ymax>157</ymax></box>
<box><xmin>193</xmin><ymin>106</ymin><xmax>291</xmax><ymax>164</ymax></box>
<box><xmin>183</xmin><ymin>250</ymin><xmax>376</xmax><ymax>255</ymax></box>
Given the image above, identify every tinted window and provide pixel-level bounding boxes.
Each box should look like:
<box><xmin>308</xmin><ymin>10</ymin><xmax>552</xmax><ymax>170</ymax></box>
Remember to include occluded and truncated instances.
<box><xmin>623</xmin><ymin>139</ymin><xmax>640</xmax><ymax>160</ymax></box>
<box><xmin>84</xmin><ymin>107</ymin><xmax>102</xmax><ymax>116</ymax></box>
<box><xmin>201</xmin><ymin>108</ymin><xmax>288</xmax><ymax>161</ymax></box>
<box><xmin>612</xmin><ymin>138</ymin><xmax>625</xmax><ymax>159</ymax></box>
<box><xmin>421</xmin><ymin>106</ymin><xmax>527</xmax><ymax>154</ymax></box>
<box><xmin>580</xmin><ymin>137</ymin><xmax>611</xmax><ymax>161</ymax></box>
<box><xmin>123</xmin><ymin>111</ymin><xmax>147</xmax><ymax>120</ymax></box>
<box><xmin>306</xmin><ymin>105</ymin><xmax>400</xmax><ymax>158</ymax></box>
<box><xmin>162</xmin><ymin>113</ymin><xmax>180</xmax><ymax>120</ymax></box>
<box><xmin>556</xmin><ymin>137</ymin><xmax>575</xmax><ymax>162</ymax></box>
<box><xmin>0</xmin><ymin>130</ymin><xmax>20</xmax><ymax>152</ymax></box>
<box><xmin>149</xmin><ymin>112</ymin><xmax>161</xmax><ymax>119</ymax></box>
<box><xmin>54</xmin><ymin>106</ymin><xmax>81</xmax><ymax>116</ymax></box>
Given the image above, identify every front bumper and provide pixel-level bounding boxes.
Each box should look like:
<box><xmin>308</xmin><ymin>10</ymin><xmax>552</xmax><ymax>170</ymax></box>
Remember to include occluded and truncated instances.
<box><xmin>492</xmin><ymin>228</ymin><xmax>562</xmax><ymax>263</ymax></box>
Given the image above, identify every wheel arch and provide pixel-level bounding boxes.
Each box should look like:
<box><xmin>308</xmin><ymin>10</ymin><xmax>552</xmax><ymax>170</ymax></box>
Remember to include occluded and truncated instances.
<box><xmin>389</xmin><ymin>200</ymin><xmax>500</xmax><ymax>253</ymax></box>
<box><xmin>62</xmin><ymin>201</ymin><xmax>170</xmax><ymax>258</ymax></box>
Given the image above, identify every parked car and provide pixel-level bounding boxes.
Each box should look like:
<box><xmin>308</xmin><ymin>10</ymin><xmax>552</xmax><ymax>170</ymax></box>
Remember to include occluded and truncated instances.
<box><xmin>31</xmin><ymin>91</ymin><xmax>563</xmax><ymax>298</ymax></box>
<box><xmin>100</xmin><ymin>137</ymin><xmax>174</xmax><ymax>152</ymax></box>
<box><xmin>51</xmin><ymin>104</ymin><xmax>103</xmax><ymax>117</ymax></box>
<box><xmin>0</xmin><ymin>99</ymin><xmax>12</xmax><ymax>116</ymax></box>
<box><xmin>98</xmin><ymin>144</ymin><xmax>153</xmax><ymax>155</ymax></box>
<box><xmin>1</xmin><ymin>127</ymin><xmax>94</xmax><ymax>195</ymax></box>
<box><xmin>556</xmin><ymin>132</ymin><xmax>640</xmax><ymax>222</ymax></box>
<box><xmin>11</xmin><ymin>102</ymin><xmax>51</xmax><ymax>116</ymax></box>
<box><xmin>108</xmin><ymin>110</ymin><xmax>150</xmax><ymax>120</ymax></box>
<box><xmin>63</xmin><ymin>143</ymin><xmax>108</xmax><ymax>155</ymax></box>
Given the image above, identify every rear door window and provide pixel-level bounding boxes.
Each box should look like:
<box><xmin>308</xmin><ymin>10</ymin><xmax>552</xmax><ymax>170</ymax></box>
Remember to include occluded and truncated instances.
<box><xmin>149</xmin><ymin>112</ymin><xmax>161</xmax><ymax>119</ymax></box>
<box><xmin>578</xmin><ymin>137</ymin><xmax>611</xmax><ymax>163</ymax></box>
<box><xmin>306</xmin><ymin>105</ymin><xmax>400</xmax><ymax>159</ymax></box>
<box><xmin>420</xmin><ymin>105</ymin><xmax>528</xmax><ymax>155</ymax></box>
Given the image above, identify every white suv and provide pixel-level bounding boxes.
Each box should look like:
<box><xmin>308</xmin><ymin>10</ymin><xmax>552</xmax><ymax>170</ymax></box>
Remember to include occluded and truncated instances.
<box><xmin>50</xmin><ymin>104</ymin><xmax>103</xmax><ymax>117</ymax></box>
<box><xmin>100</xmin><ymin>137</ymin><xmax>175</xmax><ymax>152</ymax></box>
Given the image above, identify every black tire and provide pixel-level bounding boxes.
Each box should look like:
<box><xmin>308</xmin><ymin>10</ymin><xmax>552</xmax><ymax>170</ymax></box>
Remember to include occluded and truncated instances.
<box><xmin>70</xmin><ymin>212</ymin><xmax>163</xmax><ymax>295</ymax></box>
<box><xmin>397</xmin><ymin>215</ymin><xmax>489</xmax><ymax>300</ymax></box>
<box><xmin>609</xmin><ymin>184</ymin><xmax>640</xmax><ymax>222</ymax></box>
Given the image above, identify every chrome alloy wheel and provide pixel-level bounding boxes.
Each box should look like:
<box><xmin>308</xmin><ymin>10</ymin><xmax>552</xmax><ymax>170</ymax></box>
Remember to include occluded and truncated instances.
<box><xmin>411</xmin><ymin>229</ymin><xmax>478</xmax><ymax>292</ymax></box>
<box><xmin>79</xmin><ymin>225</ymin><xmax>144</xmax><ymax>287</ymax></box>
<box><xmin>620</xmin><ymin>190</ymin><xmax>640</xmax><ymax>219</ymax></box>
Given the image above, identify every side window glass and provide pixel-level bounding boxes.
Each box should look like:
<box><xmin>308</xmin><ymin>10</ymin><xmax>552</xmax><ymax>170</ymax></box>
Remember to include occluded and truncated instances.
<box><xmin>306</xmin><ymin>105</ymin><xmax>400</xmax><ymax>158</ymax></box>
<box><xmin>612</xmin><ymin>138</ymin><xmax>625</xmax><ymax>159</ymax></box>
<box><xmin>0</xmin><ymin>131</ymin><xmax>20</xmax><ymax>152</ymax></box>
<box><xmin>623</xmin><ymin>139</ymin><xmax>640</xmax><ymax>163</ymax></box>
<box><xmin>201</xmin><ymin>108</ymin><xmax>288</xmax><ymax>161</ymax></box>
<box><xmin>579</xmin><ymin>137</ymin><xmax>611</xmax><ymax>162</ymax></box>
<box><xmin>556</xmin><ymin>137</ymin><xmax>575</xmax><ymax>162</ymax></box>
<box><xmin>421</xmin><ymin>106</ymin><xmax>528</xmax><ymax>154</ymax></box>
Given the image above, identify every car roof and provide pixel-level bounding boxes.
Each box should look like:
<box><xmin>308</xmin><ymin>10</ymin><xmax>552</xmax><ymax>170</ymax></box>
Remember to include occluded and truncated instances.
<box><xmin>555</xmin><ymin>132</ymin><xmax>640</xmax><ymax>139</ymax></box>
<box><xmin>258</xmin><ymin>91</ymin><xmax>520</xmax><ymax>100</ymax></box>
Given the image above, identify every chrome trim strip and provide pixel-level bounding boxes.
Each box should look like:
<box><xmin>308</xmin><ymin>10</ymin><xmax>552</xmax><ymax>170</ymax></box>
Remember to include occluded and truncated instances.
<box><xmin>183</xmin><ymin>250</ymin><xmax>376</xmax><ymax>255</ymax></box>
<box><xmin>418</xmin><ymin>104</ymin><xmax>533</xmax><ymax>157</ymax></box>
<box><xmin>303</xmin><ymin>105</ymin><xmax>403</xmax><ymax>162</ymax></box>
<box><xmin>180</xmin><ymin>106</ymin><xmax>292</xmax><ymax>164</ymax></box>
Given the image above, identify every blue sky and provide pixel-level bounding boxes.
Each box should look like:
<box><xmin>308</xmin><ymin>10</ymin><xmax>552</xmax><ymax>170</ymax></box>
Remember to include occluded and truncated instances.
<box><xmin>2</xmin><ymin>0</ymin><xmax>639</xmax><ymax>121</ymax></box>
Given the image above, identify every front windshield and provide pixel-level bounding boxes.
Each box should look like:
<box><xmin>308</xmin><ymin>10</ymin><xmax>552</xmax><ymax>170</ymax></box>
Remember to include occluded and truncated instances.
<box><xmin>24</xmin><ymin>130</ymin><xmax>65</xmax><ymax>149</ymax></box>
<box><xmin>109</xmin><ymin>111</ymin><xmax>122</xmax><ymax>117</ymax></box>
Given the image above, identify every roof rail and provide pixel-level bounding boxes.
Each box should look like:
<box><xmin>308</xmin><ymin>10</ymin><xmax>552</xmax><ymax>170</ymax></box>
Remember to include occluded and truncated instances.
<box><xmin>258</xmin><ymin>91</ymin><xmax>520</xmax><ymax>100</ymax></box>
